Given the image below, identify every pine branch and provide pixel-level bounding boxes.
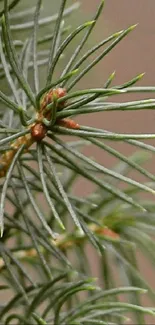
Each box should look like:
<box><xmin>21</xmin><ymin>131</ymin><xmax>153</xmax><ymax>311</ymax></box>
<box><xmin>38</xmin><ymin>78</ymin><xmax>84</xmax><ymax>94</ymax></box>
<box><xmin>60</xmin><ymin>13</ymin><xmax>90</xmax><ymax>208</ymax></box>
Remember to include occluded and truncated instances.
<box><xmin>0</xmin><ymin>0</ymin><xmax>155</xmax><ymax>324</ymax></box>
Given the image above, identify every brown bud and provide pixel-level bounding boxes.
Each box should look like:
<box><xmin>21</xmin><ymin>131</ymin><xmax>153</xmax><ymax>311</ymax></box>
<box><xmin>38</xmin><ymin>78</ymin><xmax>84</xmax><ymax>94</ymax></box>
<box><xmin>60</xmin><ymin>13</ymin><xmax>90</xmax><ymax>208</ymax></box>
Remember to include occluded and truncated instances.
<box><xmin>31</xmin><ymin>123</ymin><xmax>47</xmax><ymax>141</ymax></box>
<box><xmin>96</xmin><ymin>226</ymin><xmax>120</xmax><ymax>240</ymax></box>
<box><xmin>55</xmin><ymin>88</ymin><xmax>67</xmax><ymax>110</ymax></box>
<box><xmin>57</xmin><ymin>118</ymin><xmax>80</xmax><ymax>129</ymax></box>
<box><xmin>41</xmin><ymin>88</ymin><xmax>67</xmax><ymax>112</ymax></box>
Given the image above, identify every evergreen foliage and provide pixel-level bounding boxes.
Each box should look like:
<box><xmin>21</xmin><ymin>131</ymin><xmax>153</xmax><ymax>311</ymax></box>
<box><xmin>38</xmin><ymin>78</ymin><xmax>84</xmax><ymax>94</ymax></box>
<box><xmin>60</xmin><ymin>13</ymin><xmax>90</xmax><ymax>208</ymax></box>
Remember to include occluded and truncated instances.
<box><xmin>0</xmin><ymin>0</ymin><xmax>155</xmax><ymax>324</ymax></box>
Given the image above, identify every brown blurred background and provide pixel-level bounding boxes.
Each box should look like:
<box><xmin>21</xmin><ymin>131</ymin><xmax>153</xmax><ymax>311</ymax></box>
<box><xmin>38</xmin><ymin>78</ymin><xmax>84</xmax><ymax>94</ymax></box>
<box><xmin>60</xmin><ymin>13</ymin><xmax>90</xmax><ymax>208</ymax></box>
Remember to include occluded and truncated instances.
<box><xmin>79</xmin><ymin>0</ymin><xmax>155</xmax><ymax>149</ymax></box>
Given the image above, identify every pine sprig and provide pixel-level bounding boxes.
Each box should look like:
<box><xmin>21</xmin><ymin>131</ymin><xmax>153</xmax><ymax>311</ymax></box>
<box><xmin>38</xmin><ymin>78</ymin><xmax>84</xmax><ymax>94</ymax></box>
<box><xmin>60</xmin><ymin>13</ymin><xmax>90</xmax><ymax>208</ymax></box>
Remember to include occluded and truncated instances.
<box><xmin>0</xmin><ymin>0</ymin><xmax>155</xmax><ymax>324</ymax></box>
